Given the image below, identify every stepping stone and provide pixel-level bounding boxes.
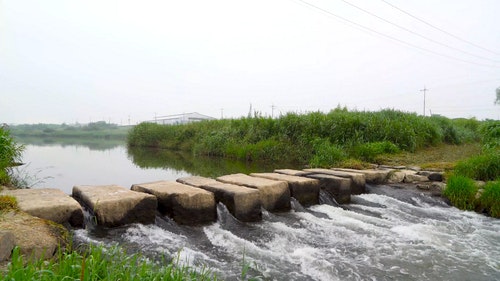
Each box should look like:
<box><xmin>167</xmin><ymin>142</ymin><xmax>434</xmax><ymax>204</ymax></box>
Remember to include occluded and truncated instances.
<box><xmin>179</xmin><ymin>176</ymin><xmax>262</xmax><ymax>222</ymax></box>
<box><xmin>217</xmin><ymin>173</ymin><xmax>291</xmax><ymax>212</ymax></box>
<box><xmin>332</xmin><ymin>168</ymin><xmax>391</xmax><ymax>184</ymax></box>
<box><xmin>306</xmin><ymin>174</ymin><xmax>351</xmax><ymax>204</ymax></box>
<box><xmin>274</xmin><ymin>169</ymin><xmax>309</xmax><ymax>177</ymax></box>
<box><xmin>72</xmin><ymin>185</ymin><xmax>157</xmax><ymax>227</ymax></box>
<box><xmin>304</xmin><ymin>169</ymin><xmax>366</xmax><ymax>194</ymax></box>
<box><xmin>1</xmin><ymin>188</ymin><xmax>83</xmax><ymax>227</ymax></box>
<box><xmin>131</xmin><ymin>181</ymin><xmax>216</xmax><ymax>225</ymax></box>
<box><xmin>250</xmin><ymin>172</ymin><xmax>320</xmax><ymax>206</ymax></box>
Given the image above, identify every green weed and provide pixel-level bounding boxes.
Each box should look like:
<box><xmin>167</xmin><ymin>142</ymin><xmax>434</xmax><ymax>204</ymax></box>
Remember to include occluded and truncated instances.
<box><xmin>453</xmin><ymin>150</ymin><xmax>500</xmax><ymax>181</ymax></box>
<box><xmin>443</xmin><ymin>175</ymin><xmax>478</xmax><ymax>211</ymax></box>
<box><xmin>478</xmin><ymin>180</ymin><xmax>500</xmax><ymax>218</ymax></box>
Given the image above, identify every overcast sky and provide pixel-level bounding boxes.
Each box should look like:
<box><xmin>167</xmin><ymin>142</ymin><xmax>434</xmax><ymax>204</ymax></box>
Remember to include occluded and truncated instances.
<box><xmin>1</xmin><ymin>0</ymin><xmax>499</xmax><ymax>124</ymax></box>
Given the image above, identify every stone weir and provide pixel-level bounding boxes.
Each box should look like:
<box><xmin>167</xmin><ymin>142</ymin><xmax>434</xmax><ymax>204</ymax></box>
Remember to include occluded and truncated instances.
<box><xmin>3</xmin><ymin>166</ymin><xmax>445</xmax><ymax>229</ymax></box>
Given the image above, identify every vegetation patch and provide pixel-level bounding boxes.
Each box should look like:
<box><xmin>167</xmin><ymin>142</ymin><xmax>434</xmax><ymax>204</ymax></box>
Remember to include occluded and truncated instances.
<box><xmin>0</xmin><ymin>127</ymin><xmax>24</xmax><ymax>186</ymax></box>
<box><xmin>453</xmin><ymin>150</ymin><xmax>500</xmax><ymax>181</ymax></box>
<box><xmin>0</xmin><ymin>195</ymin><xmax>18</xmax><ymax>212</ymax></box>
<box><xmin>443</xmin><ymin>175</ymin><xmax>478</xmax><ymax>211</ymax></box>
<box><xmin>478</xmin><ymin>181</ymin><xmax>500</xmax><ymax>218</ymax></box>
<box><xmin>1</xmin><ymin>244</ymin><xmax>217</xmax><ymax>281</ymax></box>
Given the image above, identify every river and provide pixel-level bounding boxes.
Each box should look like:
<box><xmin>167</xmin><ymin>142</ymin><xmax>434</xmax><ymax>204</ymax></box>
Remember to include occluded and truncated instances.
<box><xmin>15</xmin><ymin>139</ymin><xmax>500</xmax><ymax>280</ymax></box>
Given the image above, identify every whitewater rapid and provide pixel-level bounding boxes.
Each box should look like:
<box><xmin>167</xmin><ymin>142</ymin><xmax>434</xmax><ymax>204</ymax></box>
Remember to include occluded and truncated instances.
<box><xmin>73</xmin><ymin>185</ymin><xmax>500</xmax><ymax>280</ymax></box>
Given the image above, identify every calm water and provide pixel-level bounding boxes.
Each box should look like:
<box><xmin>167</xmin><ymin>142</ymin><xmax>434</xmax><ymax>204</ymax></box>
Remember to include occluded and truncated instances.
<box><xmin>15</xmin><ymin>140</ymin><xmax>500</xmax><ymax>280</ymax></box>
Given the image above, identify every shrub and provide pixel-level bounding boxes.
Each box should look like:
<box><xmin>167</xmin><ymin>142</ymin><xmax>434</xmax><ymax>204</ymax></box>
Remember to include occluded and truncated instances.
<box><xmin>453</xmin><ymin>150</ymin><xmax>500</xmax><ymax>181</ymax></box>
<box><xmin>309</xmin><ymin>138</ymin><xmax>347</xmax><ymax>167</ymax></box>
<box><xmin>352</xmin><ymin>141</ymin><xmax>400</xmax><ymax>162</ymax></box>
<box><xmin>0</xmin><ymin>127</ymin><xmax>24</xmax><ymax>185</ymax></box>
<box><xmin>478</xmin><ymin>180</ymin><xmax>500</xmax><ymax>218</ymax></box>
<box><xmin>443</xmin><ymin>175</ymin><xmax>478</xmax><ymax>211</ymax></box>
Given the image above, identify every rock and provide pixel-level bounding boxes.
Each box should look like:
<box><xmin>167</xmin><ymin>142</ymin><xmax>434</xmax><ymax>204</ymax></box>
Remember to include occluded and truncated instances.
<box><xmin>131</xmin><ymin>181</ymin><xmax>216</xmax><ymax>225</ymax></box>
<box><xmin>428</xmin><ymin>172</ymin><xmax>444</xmax><ymax>182</ymax></box>
<box><xmin>387</xmin><ymin>171</ymin><xmax>406</xmax><ymax>183</ymax></box>
<box><xmin>416</xmin><ymin>184</ymin><xmax>430</xmax><ymax>190</ymax></box>
<box><xmin>72</xmin><ymin>185</ymin><xmax>157</xmax><ymax>227</ymax></box>
<box><xmin>379</xmin><ymin>165</ymin><xmax>406</xmax><ymax>170</ymax></box>
<box><xmin>177</xmin><ymin>176</ymin><xmax>219</xmax><ymax>187</ymax></box>
<box><xmin>179</xmin><ymin>176</ymin><xmax>262</xmax><ymax>222</ymax></box>
<box><xmin>404</xmin><ymin>174</ymin><xmax>429</xmax><ymax>183</ymax></box>
<box><xmin>0</xmin><ymin>211</ymin><xmax>68</xmax><ymax>261</ymax></box>
<box><xmin>1</xmin><ymin>188</ymin><xmax>83</xmax><ymax>227</ymax></box>
<box><xmin>250</xmin><ymin>173</ymin><xmax>320</xmax><ymax>206</ymax></box>
<box><xmin>274</xmin><ymin>169</ymin><xmax>309</xmax><ymax>177</ymax></box>
<box><xmin>306</xmin><ymin>174</ymin><xmax>351</xmax><ymax>204</ymax></box>
<box><xmin>332</xmin><ymin>168</ymin><xmax>391</xmax><ymax>184</ymax></box>
<box><xmin>0</xmin><ymin>230</ymin><xmax>15</xmax><ymax>262</ymax></box>
<box><xmin>303</xmin><ymin>169</ymin><xmax>366</xmax><ymax>194</ymax></box>
<box><xmin>217</xmin><ymin>173</ymin><xmax>291</xmax><ymax>212</ymax></box>
<box><xmin>430</xmin><ymin>182</ymin><xmax>446</xmax><ymax>196</ymax></box>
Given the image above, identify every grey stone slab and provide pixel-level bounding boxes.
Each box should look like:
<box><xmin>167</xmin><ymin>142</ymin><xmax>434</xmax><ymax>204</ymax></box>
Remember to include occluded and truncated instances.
<box><xmin>72</xmin><ymin>185</ymin><xmax>157</xmax><ymax>227</ymax></box>
<box><xmin>306</xmin><ymin>174</ymin><xmax>351</xmax><ymax>204</ymax></box>
<box><xmin>250</xmin><ymin>173</ymin><xmax>320</xmax><ymax>206</ymax></box>
<box><xmin>1</xmin><ymin>188</ymin><xmax>83</xmax><ymax>227</ymax></box>
<box><xmin>131</xmin><ymin>181</ymin><xmax>216</xmax><ymax>225</ymax></box>
<box><xmin>304</xmin><ymin>169</ymin><xmax>366</xmax><ymax>194</ymax></box>
<box><xmin>217</xmin><ymin>173</ymin><xmax>291</xmax><ymax>212</ymax></box>
<box><xmin>332</xmin><ymin>168</ymin><xmax>391</xmax><ymax>184</ymax></box>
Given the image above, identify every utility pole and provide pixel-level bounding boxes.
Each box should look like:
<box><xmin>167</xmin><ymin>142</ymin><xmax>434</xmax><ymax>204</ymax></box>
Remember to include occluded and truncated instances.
<box><xmin>420</xmin><ymin>86</ymin><xmax>429</xmax><ymax>116</ymax></box>
<box><xmin>271</xmin><ymin>104</ymin><xmax>276</xmax><ymax>118</ymax></box>
<box><xmin>220</xmin><ymin>108</ymin><xmax>224</xmax><ymax>119</ymax></box>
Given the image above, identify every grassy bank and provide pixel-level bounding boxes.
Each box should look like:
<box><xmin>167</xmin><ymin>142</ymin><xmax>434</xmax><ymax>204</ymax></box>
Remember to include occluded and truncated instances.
<box><xmin>128</xmin><ymin>108</ymin><xmax>481</xmax><ymax>167</ymax></box>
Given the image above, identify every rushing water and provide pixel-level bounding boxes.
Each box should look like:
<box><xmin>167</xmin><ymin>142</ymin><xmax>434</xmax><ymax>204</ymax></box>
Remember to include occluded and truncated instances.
<box><xmin>16</xmin><ymin>140</ymin><xmax>500</xmax><ymax>280</ymax></box>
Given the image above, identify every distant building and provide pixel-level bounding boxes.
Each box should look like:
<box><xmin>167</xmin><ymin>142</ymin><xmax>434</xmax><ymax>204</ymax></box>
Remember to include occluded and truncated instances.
<box><xmin>149</xmin><ymin>112</ymin><xmax>216</xmax><ymax>125</ymax></box>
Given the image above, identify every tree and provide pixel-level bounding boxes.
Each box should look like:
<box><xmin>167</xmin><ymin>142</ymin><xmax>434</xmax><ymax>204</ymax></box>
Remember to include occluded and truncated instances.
<box><xmin>496</xmin><ymin>87</ymin><xmax>500</xmax><ymax>105</ymax></box>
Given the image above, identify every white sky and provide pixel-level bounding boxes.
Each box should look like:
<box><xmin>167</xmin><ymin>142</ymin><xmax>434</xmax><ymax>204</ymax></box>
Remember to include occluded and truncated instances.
<box><xmin>1</xmin><ymin>0</ymin><xmax>499</xmax><ymax>124</ymax></box>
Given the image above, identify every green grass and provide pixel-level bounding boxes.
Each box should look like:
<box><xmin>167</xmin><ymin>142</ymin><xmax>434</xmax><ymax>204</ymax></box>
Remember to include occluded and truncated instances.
<box><xmin>0</xmin><ymin>127</ymin><xmax>24</xmax><ymax>186</ymax></box>
<box><xmin>443</xmin><ymin>175</ymin><xmax>478</xmax><ymax>211</ymax></box>
<box><xmin>453</xmin><ymin>150</ymin><xmax>500</xmax><ymax>181</ymax></box>
<box><xmin>1</xmin><ymin>245</ymin><xmax>218</xmax><ymax>281</ymax></box>
<box><xmin>478</xmin><ymin>181</ymin><xmax>500</xmax><ymax>218</ymax></box>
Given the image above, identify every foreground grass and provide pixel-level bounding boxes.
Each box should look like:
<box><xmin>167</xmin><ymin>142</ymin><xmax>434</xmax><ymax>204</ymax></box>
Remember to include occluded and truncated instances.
<box><xmin>1</xmin><ymin>245</ymin><xmax>218</xmax><ymax>281</ymax></box>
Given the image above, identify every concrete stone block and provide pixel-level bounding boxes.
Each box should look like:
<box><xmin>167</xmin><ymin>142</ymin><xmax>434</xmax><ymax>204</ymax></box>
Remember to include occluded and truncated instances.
<box><xmin>131</xmin><ymin>181</ymin><xmax>216</xmax><ymax>225</ymax></box>
<box><xmin>217</xmin><ymin>173</ymin><xmax>291</xmax><ymax>212</ymax></box>
<box><xmin>1</xmin><ymin>188</ymin><xmax>83</xmax><ymax>227</ymax></box>
<box><xmin>250</xmin><ymin>172</ymin><xmax>320</xmax><ymax>206</ymax></box>
<box><xmin>72</xmin><ymin>185</ymin><xmax>157</xmax><ymax>227</ymax></box>
<box><xmin>304</xmin><ymin>169</ymin><xmax>366</xmax><ymax>194</ymax></box>
<box><xmin>306</xmin><ymin>174</ymin><xmax>351</xmax><ymax>204</ymax></box>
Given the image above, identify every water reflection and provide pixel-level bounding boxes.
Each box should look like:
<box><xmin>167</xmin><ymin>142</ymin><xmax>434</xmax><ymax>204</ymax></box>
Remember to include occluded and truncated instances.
<box><xmin>127</xmin><ymin>146</ymin><xmax>304</xmax><ymax>178</ymax></box>
<box><xmin>14</xmin><ymin>136</ymin><xmax>123</xmax><ymax>151</ymax></box>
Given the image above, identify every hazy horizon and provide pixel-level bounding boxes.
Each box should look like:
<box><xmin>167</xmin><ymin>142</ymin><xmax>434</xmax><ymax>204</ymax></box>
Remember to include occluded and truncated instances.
<box><xmin>2</xmin><ymin>0</ymin><xmax>499</xmax><ymax>124</ymax></box>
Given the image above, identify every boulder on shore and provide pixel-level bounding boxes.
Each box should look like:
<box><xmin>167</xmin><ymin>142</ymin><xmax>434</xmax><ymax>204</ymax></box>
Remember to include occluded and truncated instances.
<box><xmin>0</xmin><ymin>211</ymin><xmax>69</xmax><ymax>261</ymax></box>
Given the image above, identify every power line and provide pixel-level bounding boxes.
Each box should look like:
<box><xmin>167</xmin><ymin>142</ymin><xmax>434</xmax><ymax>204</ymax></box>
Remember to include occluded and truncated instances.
<box><xmin>341</xmin><ymin>0</ymin><xmax>500</xmax><ymax>63</ymax></box>
<box><xmin>295</xmin><ymin>0</ymin><xmax>499</xmax><ymax>68</ymax></box>
<box><xmin>379</xmin><ymin>0</ymin><xmax>500</xmax><ymax>56</ymax></box>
